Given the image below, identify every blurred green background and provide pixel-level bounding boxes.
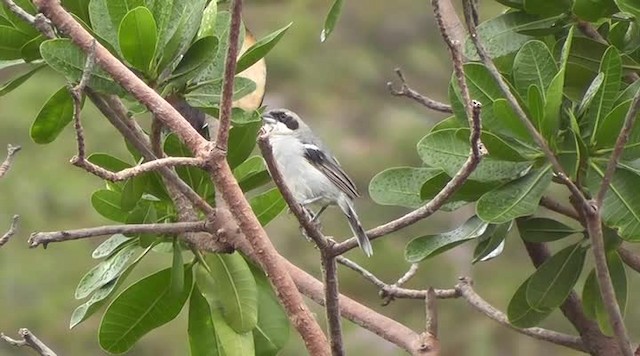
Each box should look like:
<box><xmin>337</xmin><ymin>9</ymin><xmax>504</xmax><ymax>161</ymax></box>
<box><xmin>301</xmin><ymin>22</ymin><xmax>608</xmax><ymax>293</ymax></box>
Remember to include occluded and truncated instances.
<box><xmin>1</xmin><ymin>1</ymin><xmax>638</xmax><ymax>355</ymax></box>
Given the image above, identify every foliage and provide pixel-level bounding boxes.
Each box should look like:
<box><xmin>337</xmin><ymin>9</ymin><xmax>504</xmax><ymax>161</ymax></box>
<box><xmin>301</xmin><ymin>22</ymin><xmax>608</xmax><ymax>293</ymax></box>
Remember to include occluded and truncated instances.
<box><xmin>369</xmin><ymin>0</ymin><xmax>639</xmax><ymax>334</ymax></box>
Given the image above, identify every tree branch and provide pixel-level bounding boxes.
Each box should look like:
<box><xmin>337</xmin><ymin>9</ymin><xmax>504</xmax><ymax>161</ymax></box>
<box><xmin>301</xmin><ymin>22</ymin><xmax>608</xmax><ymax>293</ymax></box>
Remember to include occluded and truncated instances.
<box><xmin>71</xmin><ymin>156</ymin><xmax>205</xmax><ymax>181</ymax></box>
<box><xmin>539</xmin><ymin>196</ymin><xmax>581</xmax><ymax>221</ymax></box>
<box><xmin>425</xmin><ymin>288</ymin><xmax>438</xmax><ymax>337</ymax></box>
<box><xmin>215</xmin><ymin>0</ymin><xmax>243</xmax><ymax>151</ymax></box>
<box><xmin>0</xmin><ymin>215</ymin><xmax>19</xmax><ymax>247</ymax></box>
<box><xmin>322</xmin><ymin>253</ymin><xmax>344</xmax><ymax>355</ymax></box>
<box><xmin>387</xmin><ymin>68</ymin><xmax>453</xmax><ymax>113</ymax></box>
<box><xmin>1</xmin><ymin>328</ymin><xmax>57</xmax><ymax>356</ymax></box>
<box><xmin>0</xmin><ymin>144</ymin><xmax>21</xmax><ymax>179</ymax></box>
<box><xmin>618</xmin><ymin>246</ymin><xmax>640</xmax><ymax>273</ymax></box>
<box><xmin>455</xmin><ymin>277</ymin><xmax>586</xmax><ymax>352</ymax></box>
<box><xmin>28</xmin><ymin>221</ymin><xmax>207</xmax><ymax>248</ymax></box>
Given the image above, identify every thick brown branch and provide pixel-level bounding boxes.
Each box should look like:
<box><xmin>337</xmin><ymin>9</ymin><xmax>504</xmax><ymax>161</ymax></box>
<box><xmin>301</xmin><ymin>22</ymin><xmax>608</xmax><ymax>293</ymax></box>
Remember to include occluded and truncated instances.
<box><xmin>539</xmin><ymin>196</ymin><xmax>581</xmax><ymax>222</ymax></box>
<box><xmin>322</xmin><ymin>254</ymin><xmax>344</xmax><ymax>355</ymax></box>
<box><xmin>29</xmin><ymin>221</ymin><xmax>207</xmax><ymax>248</ymax></box>
<box><xmin>333</xmin><ymin>101</ymin><xmax>484</xmax><ymax>255</ymax></box>
<box><xmin>387</xmin><ymin>68</ymin><xmax>453</xmax><ymax>113</ymax></box>
<box><xmin>215</xmin><ymin>0</ymin><xmax>243</xmax><ymax>151</ymax></box>
<box><xmin>0</xmin><ymin>215</ymin><xmax>19</xmax><ymax>247</ymax></box>
<box><xmin>1</xmin><ymin>328</ymin><xmax>57</xmax><ymax>356</ymax></box>
<box><xmin>596</xmin><ymin>88</ymin><xmax>640</xmax><ymax>206</ymax></box>
<box><xmin>0</xmin><ymin>144</ymin><xmax>21</xmax><ymax>179</ymax></box>
<box><xmin>618</xmin><ymin>246</ymin><xmax>640</xmax><ymax>273</ymax></box>
<box><xmin>455</xmin><ymin>277</ymin><xmax>586</xmax><ymax>352</ymax></box>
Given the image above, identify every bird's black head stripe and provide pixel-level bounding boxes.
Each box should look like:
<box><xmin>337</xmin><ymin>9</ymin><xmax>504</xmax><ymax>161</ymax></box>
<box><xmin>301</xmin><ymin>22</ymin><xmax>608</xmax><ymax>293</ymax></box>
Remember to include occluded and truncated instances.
<box><xmin>271</xmin><ymin>110</ymin><xmax>299</xmax><ymax>130</ymax></box>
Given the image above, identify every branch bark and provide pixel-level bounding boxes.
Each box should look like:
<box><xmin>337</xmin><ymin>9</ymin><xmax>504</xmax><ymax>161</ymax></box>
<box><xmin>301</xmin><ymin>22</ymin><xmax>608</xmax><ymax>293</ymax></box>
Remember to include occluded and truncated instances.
<box><xmin>387</xmin><ymin>68</ymin><xmax>453</xmax><ymax>113</ymax></box>
<box><xmin>0</xmin><ymin>215</ymin><xmax>19</xmax><ymax>247</ymax></box>
<box><xmin>1</xmin><ymin>328</ymin><xmax>57</xmax><ymax>356</ymax></box>
<box><xmin>0</xmin><ymin>144</ymin><xmax>21</xmax><ymax>179</ymax></box>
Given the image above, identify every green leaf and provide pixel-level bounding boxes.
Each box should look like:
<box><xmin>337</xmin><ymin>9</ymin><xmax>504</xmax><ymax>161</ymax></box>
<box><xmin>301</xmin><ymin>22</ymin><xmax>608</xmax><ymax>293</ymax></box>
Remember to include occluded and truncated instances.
<box><xmin>588</xmin><ymin>164</ymin><xmax>640</xmax><ymax>241</ymax></box>
<box><xmin>163</xmin><ymin>133</ymin><xmax>209</xmax><ymax>195</ymax></box>
<box><xmin>492</xmin><ymin>99</ymin><xmax>533</xmax><ymax>142</ymax></box>
<box><xmin>527</xmin><ymin>85</ymin><xmax>545</xmax><ymax>133</ymax></box>
<box><xmin>200</xmin><ymin>253</ymin><xmax>258</xmax><ymax>333</ymax></box>
<box><xmin>526</xmin><ymin>243</ymin><xmax>587</xmax><ymax>310</ymax></box>
<box><xmin>615</xmin><ymin>0</ymin><xmax>640</xmax><ymax>24</ymax></box>
<box><xmin>211</xmin><ymin>307</ymin><xmax>255</xmax><ymax>356</ymax></box>
<box><xmin>70</xmin><ymin>245</ymin><xmax>153</xmax><ymax>329</ymax></box>
<box><xmin>320</xmin><ymin>0</ymin><xmax>343</xmax><ymax>42</ymax></box>
<box><xmin>234</xmin><ymin>156</ymin><xmax>271</xmax><ymax>192</ymax></box>
<box><xmin>508</xmin><ymin>276</ymin><xmax>553</xmax><ymax>327</ymax></box>
<box><xmin>62</xmin><ymin>0</ymin><xmax>92</xmax><ymax>24</ymax></box>
<box><xmin>236</xmin><ymin>22</ymin><xmax>292</xmax><ymax>73</ymax></box>
<box><xmin>0</xmin><ymin>26</ymin><xmax>32</xmax><ymax>60</ymax></box>
<box><xmin>417</xmin><ymin>128</ymin><xmax>531</xmax><ymax>183</ymax></box>
<box><xmin>594</xmin><ymin>100</ymin><xmax>640</xmax><ymax>159</ymax></box>
<box><xmin>193</xmin><ymin>10</ymin><xmax>244</xmax><ymax>82</ymax></box>
<box><xmin>20</xmin><ymin>35</ymin><xmax>45</xmax><ymax>62</ymax></box>
<box><xmin>125</xmin><ymin>201</ymin><xmax>159</xmax><ymax>247</ymax></box>
<box><xmin>369</xmin><ymin>167</ymin><xmax>441</xmax><ymax>208</ymax></box>
<box><xmin>188</xmin><ymin>286</ymin><xmax>220</xmax><ymax>356</ymax></box>
<box><xmin>40</xmin><ymin>39</ymin><xmax>124</xmax><ymax>95</ymax></box>
<box><xmin>1</xmin><ymin>0</ymin><xmax>38</xmax><ymax>36</ymax></box>
<box><xmin>587</xmin><ymin>46</ymin><xmax>623</xmax><ymax>143</ymax></box>
<box><xmin>99</xmin><ymin>265</ymin><xmax>193</xmax><ymax>353</ymax></box>
<box><xmin>473</xmin><ymin>222</ymin><xmax>511</xmax><ymax>263</ymax></box>
<box><xmin>542</xmin><ymin>27</ymin><xmax>573</xmax><ymax>142</ymax></box>
<box><xmin>523</xmin><ymin>0</ymin><xmax>572</xmax><ymax>16</ymax></box>
<box><xmin>171</xmin><ymin>35</ymin><xmax>218</xmax><ymax>82</ymax></box>
<box><xmin>170</xmin><ymin>239</ymin><xmax>185</xmax><ymax>296</ymax></box>
<box><xmin>197</xmin><ymin>0</ymin><xmax>217</xmax><ymax>38</ymax></box>
<box><xmin>118</xmin><ymin>6</ymin><xmax>158</xmax><ymax>74</ymax></box>
<box><xmin>517</xmin><ymin>217</ymin><xmax>581</xmax><ymax>242</ymax></box>
<box><xmin>87</xmin><ymin>153</ymin><xmax>132</xmax><ymax>172</ymax></box>
<box><xmin>89</xmin><ymin>0</ymin><xmax>145</xmax><ymax>50</ymax></box>
<box><xmin>405</xmin><ymin>215</ymin><xmax>489</xmax><ymax>263</ymax></box>
<box><xmin>0</xmin><ymin>63</ymin><xmax>44</xmax><ymax>97</ymax></box>
<box><xmin>565</xmin><ymin>37</ymin><xmax>640</xmax><ymax>73</ymax></box>
<box><xmin>420</xmin><ymin>172</ymin><xmax>499</xmax><ymax>208</ymax></box>
<box><xmin>91</xmin><ymin>189</ymin><xmax>128</xmax><ymax>223</ymax></box>
<box><xmin>574</xmin><ymin>0</ymin><xmax>619</xmax><ymax>21</ymax></box>
<box><xmin>75</xmin><ymin>244</ymin><xmax>138</xmax><ymax>299</ymax></box>
<box><xmin>30</xmin><ymin>86</ymin><xmax>74</xmax><ymax>144</ymax></box>
<box><xmin>578</xmin><ymin>72</ymin><xmax>604</xmax><ymax>117</ymax></box>
<box><xmin>251</xmin><ymin>266</ymin><xmax>289</xmax><ymax>356</ymax></box>
<box><xmin>121</xmin><ymin>175</ymin><xmax>147</xmax><ymax>212</ymax></box>
<box><xmin>463</xmin><ymin>12</ymin><xmax>563</xmax><ymax>60</ymax></box>
<box><xmin>250</xmin><ymin>188</ymin><xmax>286</xmax><ymax>226</ymax></box>
<box><xmin>477</xmin><ymin>165</ymin><xmax>552</xmax><ymax>224</ymax></box>
<box><xmin>227</xmin><ymin>118</ymin><xmax>262</xmax><ymax>169</ymax></box>
<box><xmin>92</xmin><ymin>234</ymin><xmax>134</xmax><ymax>259</ymax></box>
<box><xmin>185</xmin><ymin>77</ymin><xmax>256</xmax><ymax>109</ymax></box>
<box><xmin>512</xmin><ymin>40</ymin><xmax>558</xmax><ymax>99</ymax></box>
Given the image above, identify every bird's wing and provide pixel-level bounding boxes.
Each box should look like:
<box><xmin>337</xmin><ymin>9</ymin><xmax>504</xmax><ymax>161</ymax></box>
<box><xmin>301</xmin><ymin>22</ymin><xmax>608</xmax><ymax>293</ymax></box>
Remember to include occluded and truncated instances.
<box><xmin>302</xmin><ymin>143</ymin><xmax>360</xmax><ymax>199</ymax></box>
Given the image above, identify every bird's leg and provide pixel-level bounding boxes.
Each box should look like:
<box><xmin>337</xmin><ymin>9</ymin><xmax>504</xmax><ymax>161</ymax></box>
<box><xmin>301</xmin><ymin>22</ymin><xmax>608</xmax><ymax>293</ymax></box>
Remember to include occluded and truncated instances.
<box><xmin>309</xmin><ymin>205</ymin><xmax>328</xmax><ymax>223</ymax></box>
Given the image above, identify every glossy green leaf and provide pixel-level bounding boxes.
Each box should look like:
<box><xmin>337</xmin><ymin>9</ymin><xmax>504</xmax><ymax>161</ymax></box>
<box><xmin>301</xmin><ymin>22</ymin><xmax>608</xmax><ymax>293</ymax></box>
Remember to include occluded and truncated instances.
<box><xmin>517</xmin><ymin>217</ymin><xmax>581</xmax><ymax>242</ymax></box>
<box><xmin>405</xmin><ymin>216</ymin><xmax>489</xmax><ymax>263</ymax></box>
<box><xmin>0</xmin><ymin>26</ymin><xmax>31</xmax><ymax>60</ymax></box>
<box><xmin>491</xmin><ymin>99</ymin><xmax>532</xmax><ymax>142</ymax></box>
<box><xmin>170</xmin><ymin>239</ymin><xmax>185</xmax><ymax>296</ymax></box>
<box><xmin>188</xmin><ymin>286</ymin><xmax>220</xmax><ymax>356</ymax></box>
<box><xmin>0</xmin><ymin>63</ymin><xmax>44</xmax><ymax>97</ymax></box>
<box><xmin>527</xmin><ymin>85</ymin><xmax>544</xmax><ymax>132</ymax></box>
<box><xmin>320</xmin><ymin>0</ymin><xmax>343</xmax><ymax>42</ymax></box>
<box><xmin>185</xmin><ymin>77</ymin><xmax>256</xmax><ymax>109</ymax></box>
<box><xmin>99</xmin><ymin>265</ymin><xmax>193</xmax><ymax>353</ymax></box>
<box><xmin>420</xmin><ymin>172</ymin><xmax>499</xmax><ymax>207</ymax></box>
<box><xmin>91</xmin><ymin>189</ymin><xmax>128</xmax><ymax>223</ymax></box>
<box><xmin>89</xmin><ymin>0</ymin><xmax>145</xmax><ymax>50</ymax></box>
<box><xmin>508</xmin><ymin>276</ymin><xmax>553</xmax><ymax>327</ymax></box>
<box><xmin>1</xmin><ymin>0</ymin><xmax>38</xmax><ymax>36</ymax></box>
<box><xmin>449</xmin><ymin>63</ymin><xmax>503</xmax><ymax>131</ymax></box>
<box><xmin>227</xmin><ymin>119</ymin><xmax>262</xmax><ymax>169</ymax></box>
<box><xmin>118</xmin><ymin>7</ymin><xmax>158</xmax><ymax>74</ymax></box>
<box><xmin>477</xmin><ymin>165</ymin><xmax>552</xmax><ymax>224</ymax></box>
<box><xmin>194</xmin><ymin>10</ymin><xmax>245</xmax><ymax>82</ymax></box>
<box><xmin>369</xmin><ymin>167</ymin><xmax>441</xmax><ymax>208</ymax></box>
<box><xmin>615</xmin><ymin>0</ymin><xmax>640</xmax><ymax>25</ymax></box>
<box><xmin>417</xmin><ymin>128</ymin><xmax>531</xmax><ymax>182</ymax></box>
<box><xmin>542</xmin><ymin>27</ymin><xmax>573</xmax><ymax>141</ymax></box>
<box><xmin>20</xmin><ymin>35</ymin><xmax>45</xmax><ymax>62</ymax></box>
<box><xmin>197</xmin><ymin>0</ymin><xmax>217</xmax><ymax>38</ymax></box>
<box><xmin>121</xmin><ymin>175</ymin><xmax>147</xmax><ymax>212</ymax></box>
<box><xmin>526</xmin><ymin>243</ymin><xmax>587</xmax><ymax>310</ymax></box>
<box><xmin>236</xmin><ymin>22</ymin><xmax>292</xmax><ymax>73</ymax></box>
<box><xmin>201</xmin><ymin>253</ymin><xmax>258</xmax><ymax>333</ymax></box>
<box><xmin>578</xmin><ymin>72</ymin><xmax>604</xmax><ymax>117</ymax></box>
<box><xmin>234</xmin><ymin>156</ymin><xmax>271</xmax><ymax>192</ymax></box>
<box><xmin>211</xmin><ymin>307</ymin><xmax>255</xmax><ymax>356</ymax></box>
<box><xmin>62</xmin><ymin>0</ymin><xmax>92</xmax><ymax>24</ymax></box>
<box><xmin>40</xmin><ymin>39</ymin><xmax>124</xmax><ymax>94</ymax></box>
<box><xmin>574</xmin><ymin>0</ymin><xmax>618</xmax><ymax>21</ymax></box>
<box><xmin>75</xmin><ymin>244</ymin><xmax>138</xmax><ymax>299</ymax></box>
<box><xmin>87</xmin><ymin>153</ymin><xmax>132</xmax><ymax>172</ymax></box>
<box><xmin>125</xmin><ymin>201</ymin><xmax>159</xmax><ymax>247</ymax></box>
<box><xmin>70</xmin><ymin>245</ymin><xmax>153</xmax><ymax>329</ymax></box>
<box><xmin>249</xmin><ymin>188</ymin><xmax>286</xmax><ymax>226</ymax></box>
<box><xmin>512</xmin><ymin>40</ymin><xmax>558</xmax><ymax>99</ymax></box>
<box><xmin>523</xmin><ymin>0</ymin><xmax>572</xmax><ymax>16</ymax></box>
<box><xmin>473</xmin><ymin>222</ymin><xmax>511</xmax><ymax>263</ymax></box>
<box><xmin>595</xmin><ymin>100</ymin><xmax>640</xmax><ymax>159</ymax></box>
<box><xmin>163</xmin><ymin>133</ymin><xmax>209</xmax><ymax>195</ymax></box>
<box><xmin>250</xmin><ymin>266</ymin><xmax>289</xmax><ymax>356</ymax></box>
<box><xmin>171</xmin><ymin>36</ymin><xmax>218</xmax><ymax>82</ymax></box>
<box><xmin>30</xmin><ymin>86</ymin><xmax>74</xmax><ymax>144</ymax></box>
<box><xmin>565</xmin><ymin>37</ymin><xmax>640</xmax><ymax>73</ymax></box>
<box><xmin>92</xmin><ymin>234</ymin><xmax>134</xmax><ymax>259</ymax></box>
<box><xmin>587</xmin><ymin>46</ymin><xmax>622</xmax><ymax>142</ymax></box>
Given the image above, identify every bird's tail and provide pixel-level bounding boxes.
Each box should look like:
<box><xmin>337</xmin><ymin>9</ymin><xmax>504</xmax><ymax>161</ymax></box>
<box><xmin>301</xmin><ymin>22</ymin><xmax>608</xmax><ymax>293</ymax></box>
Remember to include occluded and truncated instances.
<box><xmin>338</xmin><ymin>198</ymin><xmax>373</xmax><ymax>257</ymax></box>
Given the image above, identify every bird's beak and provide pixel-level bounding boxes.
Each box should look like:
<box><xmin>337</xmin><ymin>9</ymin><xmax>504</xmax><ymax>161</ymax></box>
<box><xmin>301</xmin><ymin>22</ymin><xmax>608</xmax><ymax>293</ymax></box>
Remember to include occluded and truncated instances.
<box><xmin>262</xmin><ymin>112</ymin><xmax>276</xmax><ymax>124</ymax></box>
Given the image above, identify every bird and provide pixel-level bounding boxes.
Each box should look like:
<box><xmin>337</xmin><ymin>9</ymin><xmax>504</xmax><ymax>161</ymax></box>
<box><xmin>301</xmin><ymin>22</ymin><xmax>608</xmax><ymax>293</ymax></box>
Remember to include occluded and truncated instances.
<box><xmin>261</xmin><ymin>108</ymin><xmax>373</xmax><ymax>257</ymax></box>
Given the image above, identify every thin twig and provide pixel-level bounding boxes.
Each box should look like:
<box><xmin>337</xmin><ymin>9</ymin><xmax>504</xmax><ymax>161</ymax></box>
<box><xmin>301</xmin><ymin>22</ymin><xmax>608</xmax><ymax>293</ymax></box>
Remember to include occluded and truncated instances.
<box><xmin>0</xmin><ymin>0</ymin><xmax>54</xmax><ymax>38</ymax></box>
<box><xmin>461</xmin><ymin>0</ymin><xmax>588</xmax><ymax>208</ymax></box>
<box><xmin>71</xmin><ymin>156</ymin><xmax>205</xmax><ymax>181</ymax></box>
<box><xmin>0</xmin><ymin>215</ymin><xmax>19</xmax><ymax>247</ymax></box>
<box><xmin>29</xmin><ymin>221</ymin><xmax>207</xmax><ymax>248</ymax></box>
<box><xmin>0</xmin><ymin>144</ymin><xmax>21</xmax><ymax>179</ymax></box>
<box><xmin>70</xmin><ymin>40</ymin><xmax>96</xmax><ymax>159</ymax></box>
<box><xmin>0</xmin><ymin>0</ymin><xmax>34</xmax><ymax>23</ymax></box>
<box><xmin>596</xmin><ymin>88</ymin><xmax>640</xmax><ymax>206</ymax></box>
<box><xmin>539</xmin><ymin>196</ymin><xmax>581</xmax><ymax>221</ymax></box>
<box><xmin>394</xmin><ymin>263</ymin><xmax>419</xmax><ymax>287</ymax></box>
<box><xmin>455</xmin><ymin>277</ymin><xmax>586</xmax><ymax>352</ymax></box>
<box><xmin>322</xmin><ymin>254</ymin><xmax>344</xmax><ymax>355</ymax></box>
<box><xmin>333</xmin><ymin>101</ymin><xmax>484</xmax><ymax>255</ymax></box>
<box><xmin>1</xmin><ymin>328</ymin><xmax>57</xmax><ymax>356</ymax></box>
<box><xmin>387</xmin><ymin>68</ymin><xmax>453</xmax><ymax>113</ymax></box>
<box><xmin>584</xmin><ymin>207</ymin><xmax>633</xmax><ymax>356</ymax></box>
<box><xmin>215</xmin><ymin>0</ymin><xmax>243</xmax><ymax>151</ymax></box>
<box><xmin>425</xmin><ymin>288</ymin><xmax>438</xmax><ymax>337</ymax></box>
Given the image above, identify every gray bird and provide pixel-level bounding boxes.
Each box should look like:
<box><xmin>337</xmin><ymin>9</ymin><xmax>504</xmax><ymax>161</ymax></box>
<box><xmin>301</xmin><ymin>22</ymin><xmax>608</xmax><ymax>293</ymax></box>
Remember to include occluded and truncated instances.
<box><xmin>262</xmin><ymin>108</ymin><xmax>373</xmax><ymax>257</ymax></box>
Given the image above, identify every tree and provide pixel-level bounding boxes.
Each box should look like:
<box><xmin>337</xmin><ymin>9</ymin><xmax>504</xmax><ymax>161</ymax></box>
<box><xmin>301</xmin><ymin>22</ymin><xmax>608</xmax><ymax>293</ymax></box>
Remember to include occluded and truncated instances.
<box><xmin>1</xmin><ymin>0</ymin><xmax>640</xmax><ymax>355</ymax></box>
